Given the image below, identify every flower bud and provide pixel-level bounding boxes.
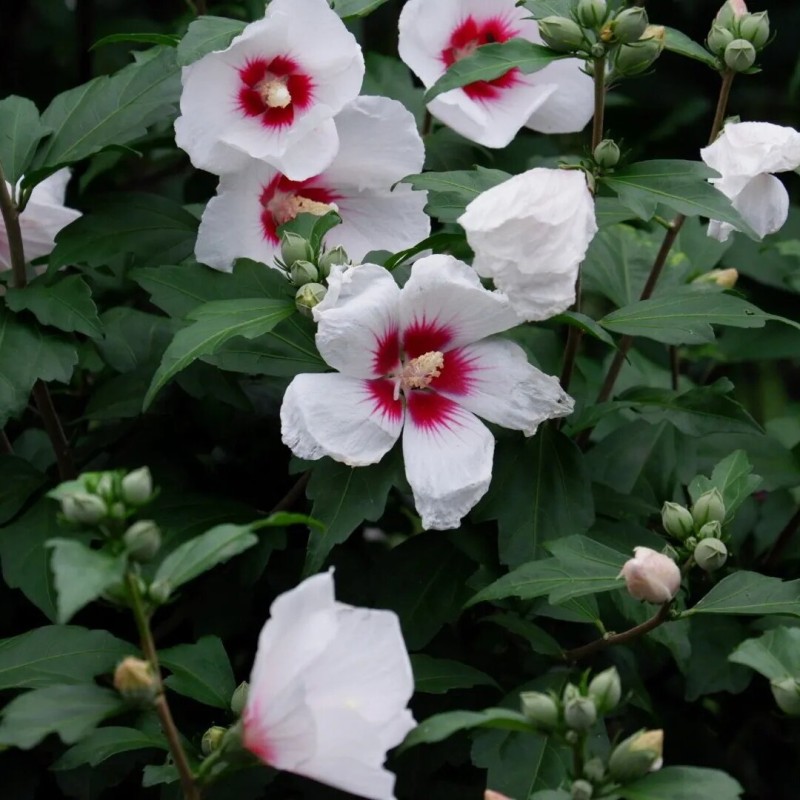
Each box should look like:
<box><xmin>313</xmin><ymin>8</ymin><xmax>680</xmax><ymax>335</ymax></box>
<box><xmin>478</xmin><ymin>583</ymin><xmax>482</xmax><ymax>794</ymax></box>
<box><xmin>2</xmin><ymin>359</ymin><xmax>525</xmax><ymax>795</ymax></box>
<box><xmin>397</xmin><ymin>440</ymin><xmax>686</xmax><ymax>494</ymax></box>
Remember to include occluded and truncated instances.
<box><xmin>231</xmin><ymin>681</ymin><xmax>249</xmax><ymax>716</ymax></box>
<box><xmin>697</xmin><ymin>520</ymin><xmax>722</xmax><ymax>540</ymax></box>
<box><xmin>290</xmin><ymin>260</ymin><xmax>319</xmax><ymax>287</ymax></box>
<box><xmin>716</xmin><ymin>0</ymin><xmax>748</xmax><ymax>30</ymax></box>
<box><xmin>694</xmin><ymin>537</ymin><xmax>728</xmax><ymax>572</ymax></box>
<box><xmin>691</xmin><ymin>488</ymin><xmax>726</xmax><ymax>527</ymax></box>
<box><xmin>564</xmin><ymin>696</ymin><xmax>597</xmax><ymax>732</ymax></box>
<box><xmin>123</xmin><ymin>520</ymin><xmax>162</xmax><ymax>562</ymax></box>
<box><xmin>771</xmin><ymin>677</ymin><xmax>800</xmax><ymax>716</ymax></box>
<box><xmin>724</xmin><ymin>38</ymin><xmax>756</xmax><ymax>71</ymax></box>
<box><xmin>295</xmin><ymin>282</ymin><xmax>328</xmax><ymax>317</ymax></box>
<box><xmin>562</xmin><ymin>682</ymin><xmax>581</xmax><ymax>704</ymax></box>
<box><xmin>612</xmin><ymin>7</ymin><xmax>648</xmax><ymax>43</ymax></box>
<box><xmin>201</xmin><ymin>725</ymin><xmax>227</xmax><ymax>755</ymax></box>
<box><xmin>609</xmin><ymin>729</ymin><xmax>664</xmax><ymax>783</ymax></box>
<box><xmin>707</xmin><ymin>23</ymin><xmax>735</xmax><ymax>55</ymax></box>
<box><xmin>612</xmin><ymin>26</ymin><xmax>665</xmax><ymax>76</ymax></box>
<box><xmin>520</xmin><ymin>691</ymin><xmax>560</xmax><ymax>730</ymax></box>
<box><xmin>61</xmin><ymin>492</ymin><xmax>107</xmax><ymax>525</ymax></box>
<box><xmin>113</xmin><ymin>656</ymin><xmax>157</xmax><ymax>702</ymax></box>
<box><xmin>738</xmin><ymin>11</ymin><xmax>769</xmax><ymax>49</ymax></box>
<box><xmin>485</xmin><ymin>792</ymin><xmax>514</xmax><ymax>800</ymax></box>
<box><xmin>571</xmin><ymin>780</ymin><xmax>594</xmax><ymax>800</ymax></box>
<box><xmin>148</xmin><ymin>579</ymin><xmax>171</xmax><ymax>605</ymax></box>
<box><xmin>692</xmin><ymin>267</ymin><xmax>739</xmax><ymax>289</ymax></box>
<box><xmin>577</xmin><ymin>0</ymin><xmax>607</xmax><ymax>29</ymax></box>
<box><xmin>583</xmin><ymin>757</ymin><xmax>606</xmax><ymax>782</ymax></box>
<box><xmin>661</xmin><ymin>502</ymin><xmax>695</xmax><ymax>540</ymax></box>
<box><xmin>121</xmin><ymin>467</ymin><xmax>153</xmax><ymax>505</ymax></box>
<box><xmin>593</xmin><ymin>139</ymin><xmax>620</xmax><ymax>169</ymax></box>
<box><xmin>280</xmin><ymin>231</ymin><xmax>314</xmax><ymax>267</ymax></box>
<box><xmin>589</xmin><ymin>42</ymin><xmax>606</xmax><ymax>58</ymax></box>
<box><xmin>317</xmin><ymin>245</ymin><xmax>349</xmax><ymax>279</ymax></box>
<box><xmin>95</xmin><ymin>473</ymin><xmax>115</xmax><ymax>499</ymax></box>
<box><xmin>538</xmin><ymin>16</ymin><xmax>585</xmax><ymax>53</ymax></box>
<box><xmin>619</xmin><ymin>547</ymin><xmax>681</xmax><ymax>604</ymax></box>
<box><xmin>588</xmin><ymin>666</ymin><xmax>622</xmax><ymax>713</ymax></box>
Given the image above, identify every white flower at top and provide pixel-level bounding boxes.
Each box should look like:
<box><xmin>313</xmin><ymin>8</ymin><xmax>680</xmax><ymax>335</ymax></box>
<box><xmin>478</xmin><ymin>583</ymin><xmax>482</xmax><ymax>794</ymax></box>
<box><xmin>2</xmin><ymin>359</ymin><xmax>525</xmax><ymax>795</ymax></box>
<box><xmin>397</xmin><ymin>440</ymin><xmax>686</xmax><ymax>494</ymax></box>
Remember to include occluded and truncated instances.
<box><xmin>398</xmin><ymin>0</ymin><xmax>593</xmax><ymax>148</ymax></box>
<box><xmin>0</xmin><ymin>169</ymin><xmax>81</xmax><ymax>272</ymax></box>
<box><xmin>458</xmin><ymin>168</ymin><xmax>597</xmax><ymax>322</ymax></box>
<box><xmin>242</xmin><ymin>570</ymin><xmax>415</xmax><ymax>800</ymax></box>
<box><xmin>174</xmin><ymin>0</ymin><xmax>364</xmax><ymax>181</ymax></box>
<box><xmin>195</xmin><ymin>96</ymin><xmax>430</xmax><ymax>271</ymax></box>
<box><xmin>280</xmin><ymin>256</ymin><xmax>574</xmax><ymax>530</ymax></box>
<box><xmin>701</xmin><ymin>121</ymin><xmax>800</xmax><ymax>242</ymax></box>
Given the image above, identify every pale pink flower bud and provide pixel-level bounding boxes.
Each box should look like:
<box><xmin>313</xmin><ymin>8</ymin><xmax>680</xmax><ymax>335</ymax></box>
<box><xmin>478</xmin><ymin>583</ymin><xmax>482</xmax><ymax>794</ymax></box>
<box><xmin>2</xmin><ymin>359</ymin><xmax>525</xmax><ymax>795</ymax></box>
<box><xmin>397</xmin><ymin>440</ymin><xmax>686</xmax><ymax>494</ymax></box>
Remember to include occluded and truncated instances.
<box><xmin>619</xmin><ymin>547</ymin><xmax>681</xmax><ymax>603</ymax></box>
<box><xmin>485</xmin><ymin>792</ymin><xmax>515</xmax><ymax>800</ymax></box>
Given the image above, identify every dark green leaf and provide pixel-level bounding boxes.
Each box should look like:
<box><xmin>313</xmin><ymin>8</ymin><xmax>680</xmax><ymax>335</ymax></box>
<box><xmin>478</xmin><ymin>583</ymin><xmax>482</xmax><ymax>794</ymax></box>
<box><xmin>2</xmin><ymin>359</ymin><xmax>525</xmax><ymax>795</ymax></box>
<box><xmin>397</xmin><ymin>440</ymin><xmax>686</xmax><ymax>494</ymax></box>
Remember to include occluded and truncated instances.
<box><xmin>96</xmin><ymin>308</ymin><xmax>180</xmax><ymax>373</ymax></box>
<box><xmin>92</xmin><ymin>33</ymin><xmax>180</xmax><ymax>50</ymax></box>
<box><xmin>159</xmin><ymin>636</ymin><xmax>236</xmax><ymax>709</ymax></box>
<box><xmin>384</xmin><ymin>232</ymin><xmax>466</xmax><ymax>271</ymax></box>
<box><xmin>332</xmin><ymin>0</ymin><xmax>391</xmax><ymax>17</ymax></box>
<box><xmin>620</xmin><ymin>766</ymin><xmax>742</xmax><ymax>800</ymax></box>
<box><xmin>520</xmin><ymin>0</ymin><xmax>576</xmax><ymax>18</ymax></box>
<box><xmin>52</xmin><ymin>726</ymin><xmax>168</xmax><ymax>770</ymax></box>
<box><xmin>552</xmin><ymin>311</ymin><xmax>616</xmax><ymax>347</ymax></box>
<box><xmin>177</xmin><ymin>16</ymin><xmax>246</xmax><ymax>65</ymax></box>
<box><xmin>729</xmin><ymin>626</ymin><xmax>800</xmax><ymax>680</ymax></box>
<box><xmin>0</xmin><ymin>455</ymin><xmax>45</xmax><ymax>525</ymax></box>
<box><xmin>689</xmin><ymin>450</ymin><xmax>762</xmax><ymax>522</ymax></box>
<box><xmin>684</xmin><ymin>616</ymin><xmax>751</xmax><ymax>700</ymax></box>
<box><xmin>663</xmin><ymin>27</ymin><xmax>719</xmax><ymax>68</ymax></box>
<box><xmin>685</xmin><ymin>572</ymin><xmax>800</xmax><ymax>618</ymax></box>
<box><xmin>410</xmin><ymin>655</ymin><xmax>497</xmax><ymax>694</ymax></box>
<box><xmin>0</xmin><ymin>96</ymin><xmax>50</xmax><ymax>184</ymax></box>
<box><xmin>402</xmin><ymin>708</ymin><xmax>533</xmax><ymax>750</ymax></box>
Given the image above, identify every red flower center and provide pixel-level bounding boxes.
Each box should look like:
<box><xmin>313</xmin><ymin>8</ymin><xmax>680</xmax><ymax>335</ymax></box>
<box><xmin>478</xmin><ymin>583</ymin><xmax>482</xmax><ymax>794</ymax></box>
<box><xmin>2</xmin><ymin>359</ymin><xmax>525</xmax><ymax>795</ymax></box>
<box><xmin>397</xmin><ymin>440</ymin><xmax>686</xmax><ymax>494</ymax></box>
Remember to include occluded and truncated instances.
<box><xmin>259</xmin><ymin>174</ymin><xmax>340</xmax><ymax>244</ymax></box>
<box><xmin>238</xmin><ymin>56</ymin><xmax>314</xmax><ymax>129</ymax></box>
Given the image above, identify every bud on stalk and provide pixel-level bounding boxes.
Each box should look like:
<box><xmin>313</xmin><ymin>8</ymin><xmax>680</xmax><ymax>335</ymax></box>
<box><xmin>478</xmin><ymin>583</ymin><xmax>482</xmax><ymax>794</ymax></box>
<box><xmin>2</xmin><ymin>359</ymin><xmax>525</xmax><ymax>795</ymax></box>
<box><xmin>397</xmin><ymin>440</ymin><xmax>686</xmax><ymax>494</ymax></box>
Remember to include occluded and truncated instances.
<box><xmin>612</xmin><ymin>7</ymin><xmax>648</xmax><ymax>43</ymax></box>
<box><xmin>114</xmin><ymin>656</ymin><xmax>158</xmax><ymax>702</ymax></box>
<box><xmin>295</xmin><ymin>282</ymin><xmax>328</xmax><ymax>316</ymax></box>
<box><xmin>571</xmin><ymin>780</ymin><xmax>594</xmax><ymax>800</ymax></box>
<box><xmin>661</xmin><ymin>501</ymin><xmax>694</xmax><ymax>540</ymax></box>
<box><xmin>694</xmin><ymin>537</ymin><xmax>728</xmax><ymax>572</ymax></box>
<box><xmin>707</xmin><ymin>24</ymin><xmax>735</xmax><ymax>56</ymax></box>
<box><xmin>593</xmin><ymin>139</ymin><xmax>621</xmax><ymax>169</ymax></box>
<box><xmin>280</xmin><ymin>231</ymin><xmax>314</xmax><ymax>267</ymax></box>
<box><xmin>123</xmin><ymin>520</ymin><xmax>162</xmax><ymax>562</ymax></box>
<box><xmin>771</xmin><ymin>677</ymin><xmax>800</xmax><ymax>716</ymax></box>
<box><xmin>290</xmin><ymin>260</ymin><xmax>319</xmax><ymax>287</ymax></box>
<box><xmin>202</xmin><ymin>725</ymin><xmax>228</xmax><ymax>755</ymax></box>
<box><xmin>520</xmin><ymin>691</ymin><xmax>560</xmax><ymax>730</ymax></box>
<box><xmin>608</xmin><ymin>729</ymin><xmax>664</xmax><ymax>783</ymax></box>
<box><xmin>588</xmin><ymin>666</ymin><xmax>622</xmax><ymax>713</ymax></box>
<box><xmin>691</xmin><ymin>488</ymin><xmax>726</xmax><ymax>527</ymax></box>
<box><xmin>724</xmin><ymin>38</ymin><xmax>756</xmax><ymax>71</ymax></box>
<box><xmin>538</xmin><ymin>16</ymin><xmax>586</xmax><ymax>53</ymax></box>
<box><xmin>564</xmin><ymin>696</ymin><xmax>598</xmax><ymax>732</ymax></box>
<box><xmin>61</xmin><ymin>492</ymin><xmax>107</xmax><ymax>525</ymax></box>
<box><xmin>577</xmin><ymin>0</ymin><xmax>607</xmax><ymax>29</ymax></box>
<box><xmin>121</xmin><ymin>467</ymin><xmax>154</xmax><ymax>505</ymax></box>
<box><xmin>737</xmin><ymin>11</ymin><xmax>770</xmax><ymax>49</ymax></box>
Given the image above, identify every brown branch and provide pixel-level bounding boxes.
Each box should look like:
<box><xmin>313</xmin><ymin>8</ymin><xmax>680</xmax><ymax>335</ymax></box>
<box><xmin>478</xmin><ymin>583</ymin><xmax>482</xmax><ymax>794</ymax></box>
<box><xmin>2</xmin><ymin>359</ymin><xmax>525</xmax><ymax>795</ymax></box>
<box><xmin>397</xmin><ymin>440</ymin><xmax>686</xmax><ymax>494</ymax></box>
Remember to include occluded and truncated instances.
<box><xmin>1</xmin><ymin>430</ymin><xmax>13</xmax><ymax>455</ymax></box>
<box><xmin>270</xmin><ymin>471</ymin><xmax>310</xmax><ymax>514</ymax></box>
<box><xmin>762</xmin><ymin>506</ymin><xmax>800</xmax><ymax>569</ymax></box>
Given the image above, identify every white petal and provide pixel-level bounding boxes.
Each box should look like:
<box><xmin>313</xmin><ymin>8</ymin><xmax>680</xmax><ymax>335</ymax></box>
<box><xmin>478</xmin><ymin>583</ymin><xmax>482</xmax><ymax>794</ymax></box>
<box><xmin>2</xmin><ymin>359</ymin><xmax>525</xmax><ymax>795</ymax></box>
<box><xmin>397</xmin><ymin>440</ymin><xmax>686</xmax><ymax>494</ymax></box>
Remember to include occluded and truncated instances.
<box><xmin>525</xmin><ymin>57</ymin><xmax>594</xmax><ymax>134</ymax></box>
<box><xmin>313</xmin><ymin>264</ymin><xmax>401</xmax><ymax>379</ymax></box>
<box><xmin>28</xmin><ymin>168</ymin><xmax>72</xmax><ymax>205</ymax></box>
<box><xmin>398</xmin><ymin>254</ymin><xmax>518</xmax><ymax>349</ymax></box>
<box><xmin>281</xmin><ymin>372</ymin><xmax>402</xmax><ymax>466</ymax></box>
<box><xmin>706</xmin><ymin>219</ymin><xmax>734</xmax><ymax>243</ymax></box>
<box><xmin>402</xmin><ymin>396</ymin><xmax>494</xmax><ymax>529</ymax></box>
<box><xmin>268</xmin><ymin>119</ymin><xmax>340</xmax><ymax>184</ymax></box>
<box><xmin>436</xmin><ymin>338</ymin><xmax>574</xmax><ymax>434</ymax></box>
<box><xmin>732</xmin><ymin>173</ymin><xmax>790</xmax><ymax>239</ymax></box>
<box><xmin>702</xmin><ymin>121</ymin><xmax>800</xmax><ymax>179</ymax></box>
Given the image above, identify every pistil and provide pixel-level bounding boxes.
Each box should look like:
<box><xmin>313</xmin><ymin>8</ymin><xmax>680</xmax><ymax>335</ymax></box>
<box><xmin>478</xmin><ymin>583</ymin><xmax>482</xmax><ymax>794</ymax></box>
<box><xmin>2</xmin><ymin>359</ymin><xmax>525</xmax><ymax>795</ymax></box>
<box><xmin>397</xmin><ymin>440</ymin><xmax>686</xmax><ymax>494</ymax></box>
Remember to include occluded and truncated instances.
<box><xmin>257</xmin><ymin>77</ymin><xmax>292</xmax><ymax>109</ymax></box>
<box><xmin>393</xmin><ymin>351</ymin><xmax>445</xmax><ymax>399</ymax></box>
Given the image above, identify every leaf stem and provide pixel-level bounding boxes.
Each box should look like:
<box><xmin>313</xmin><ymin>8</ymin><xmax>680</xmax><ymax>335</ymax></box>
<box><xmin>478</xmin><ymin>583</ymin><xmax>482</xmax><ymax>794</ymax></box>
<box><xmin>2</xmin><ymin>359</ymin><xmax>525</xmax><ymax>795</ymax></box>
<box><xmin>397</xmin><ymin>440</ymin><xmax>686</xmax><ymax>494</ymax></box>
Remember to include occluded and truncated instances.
<box><xmin>126</xmin><ymin>572</ymin><xmax>201</xmax><ymax>800</ymax></box>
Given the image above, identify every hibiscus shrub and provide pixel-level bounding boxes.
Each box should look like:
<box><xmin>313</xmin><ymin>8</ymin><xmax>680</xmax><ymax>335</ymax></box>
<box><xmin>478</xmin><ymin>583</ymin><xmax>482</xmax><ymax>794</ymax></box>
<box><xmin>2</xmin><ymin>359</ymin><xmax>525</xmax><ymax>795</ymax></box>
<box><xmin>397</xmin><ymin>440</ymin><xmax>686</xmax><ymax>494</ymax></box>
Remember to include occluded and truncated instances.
<box><xmin>2</xmin><ymin>0</ymin><xmax>800</xmax><ymax>799</ymax></box>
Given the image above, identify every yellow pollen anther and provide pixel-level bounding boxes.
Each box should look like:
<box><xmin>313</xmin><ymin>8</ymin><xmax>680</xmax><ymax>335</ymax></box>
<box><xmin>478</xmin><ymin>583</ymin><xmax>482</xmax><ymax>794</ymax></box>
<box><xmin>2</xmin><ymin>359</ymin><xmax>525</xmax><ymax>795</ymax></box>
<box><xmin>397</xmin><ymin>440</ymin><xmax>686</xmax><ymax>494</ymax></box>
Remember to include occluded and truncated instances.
<box><xmin>258</xmin><ymin>78</ymin><xmax>292</xmax><ymax>108</ymax></box>
<box><xmin>400</xmin><ymin>351</ymin><xmax>444</xmax><ymax>392</ymax></box>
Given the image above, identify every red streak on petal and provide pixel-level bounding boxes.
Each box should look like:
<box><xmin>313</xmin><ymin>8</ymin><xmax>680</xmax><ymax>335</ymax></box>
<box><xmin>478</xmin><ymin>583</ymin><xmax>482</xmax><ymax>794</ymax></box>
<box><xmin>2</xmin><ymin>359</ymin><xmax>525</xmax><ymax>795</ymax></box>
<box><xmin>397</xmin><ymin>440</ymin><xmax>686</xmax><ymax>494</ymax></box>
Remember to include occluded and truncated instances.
<box><xmin>406</xmin><ymin>391</ymin><xmax>461</xmax><ymax>432</ymax></box>
<box><xmin>430</xmin><ymin>346</ymin><xmax>481</xmax><ymax>396</ymax></box>
<box><xmin>372</xmin><ymin>327</ymin><xmax>401</xmax><ymax>376</ymax></box>
<box><xmin>242</xmin><ymin>705</ymin><xmax>276</xmax><ymax>766</ymax></box>
<box><xmin>258</xmin><ymin>174</ymin><xmax>341</xmax><ymax>245</ymax></box>
<box><xmin>366</xmin><ymin>379</ymin><xmax>404</xmax><ymax>424</ymax></box>
<box><xmin>403</xmin><ymin>318</ymin><xmax>453</xmax><ymax>359</ymax></box>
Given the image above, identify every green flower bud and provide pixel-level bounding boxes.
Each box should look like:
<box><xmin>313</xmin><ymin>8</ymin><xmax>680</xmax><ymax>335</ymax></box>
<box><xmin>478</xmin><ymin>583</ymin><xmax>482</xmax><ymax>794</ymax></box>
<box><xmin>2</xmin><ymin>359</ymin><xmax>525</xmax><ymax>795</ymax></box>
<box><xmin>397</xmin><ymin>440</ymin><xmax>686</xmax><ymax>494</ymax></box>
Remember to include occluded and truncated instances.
<box><xmin>295</xmin><ymin>282</ymin><xmax>328</xmax><ymax>317</ymax></box>
<box><xmin>707</xmin><ymin>23</ymin><xmax>735</xmax><ymax>55</ymax></box>
<box><xmin>577</xmin><ymin>0</ymin><xmax>607</xmax><ymax>29</ymax></box>
<box><xmin>290</xmin><ymin>260</ymin><xmax>319</xmax><ymax>287</ymax></box>
<box><xmin>771</xmin><ymin>677</ymin><xmax>800</xmax><ymax>716</ymax></box>
<box><xmin>692</xmin><ymin>267</ymin><xmax>739</xmax><ymax>289</ymax></box>
<box><xmin>685</xmin><ymin>535</ymin><xmax>698</xmax><ymax>550</ymax></box>
<box><xmin>317</xmin><ymin>245</ymin><xmax>349</xmax><ymax>279</ymax></box>
<box><xmin>231</xmin><ymin>681</ymin><xmax>249</xmax><ymax>716</ymax></box>
<box><xmin>571</xmin><ymin>780</ymin><xmax>594</xmax><ymax>800</ymax></box>
<box><xmin>588</xmin><ymin>666</ymin><xmax>622</xmax><ymax>713</ymax></box>
<box><xmin>715</xmin><ymin>0</ymin><xmax>747</xmax><ymax>32</ymax></box>
<box><xmin>724</xmin><ymin>38</ymin><xmax>756</xmax><ymax>71</ymax></box>
<box><xmin>95</xmin><ymin>473</ymin><xmax>115</xmax><ymax>500</ymax></box>
<box><xmin>612</xmin><ymin>7</ymin><xmax>649</xmax><ymax>43</ymax></box>
<box><xmin>697</xmin><ymin>520</ymin><xmax>722</xmax><ymax>540</ymax></box>
<box><xmin>148</xmin><ymin>579</ymin><xmax>171</xmax><ymax>606</ymax></box>
<box><xmin>520</xmin><ymin>691</ymin><xmax>560</xmax><ymax>730</ymax></box>
<box><xmin>538</xmin><ymin>16</ymin><xmax>586</xmax><ymax>53</ymax></box>
<box><xmin>121</xmin><ymin>467</ymin><xmax>153</xmax><ymax>506</ymax></box>
<box><xmin>593</xmin><ymin>139</ymin><xmax>620</xmax><ymax>169</ymax></box>
<box><xmin>280</xmin><ymin>231</ymin><xmax>314</xmax><ymax>267</ymax></box>
<box><xmin>583</xmin><ymin>757</ymin><xmax>606</xmax><ymax>782</ymax></box>
<box><xmin>123</xmin><ymin>520</ymin><xmax>162</xmax><ymax>562</ymax></box>
<box><xmin>612</xmin><ymin>26</ymin><xmax>665</xmax><ymax>76</ymax></box>
<box><xmin>661</xmin><ymin>502</ymin><xmax>694</xmax><ymax>540</ymax></box>
<box><xmin>738</xmin><ymin>11</ymin><xmax>769</xmax><ymax>49</ymax></box>
<box><xmin>609</xmin><ymin>729</ymin><xmax>664</xmax><ymax>783</ymax></box>
<box><xmin>691</xmin><ymin>488</ymin><xmax>726</xmax><ymax>527</ymax></box>
<box><xmin>61</xmin><ymin>492</ymin><xmax>107</xmax><ymax>525</ymax></box>
<box><xmin>694</xmin><ymin>537</ymin><xmax>728</xmax><ymax>572</ymax></box>
<box><xmin>202</xmin><ymin>725</ymin><xmax>228</xmax><ymax>756</ymax></box>
<box><xmin>562</xmin><ymin>682</ymin><xmax>581</xmax><ymax>704</ymax></box>
<box><xmin>589</xmin><ymin>42</ymin><xmax>606</xmax><ymax>58</ymax></box>
<box><xmin>114</xmin><ymin>656</ymin><xmax>157</xmax><ymax>702</ymax></box>
<box><xmin>564</xmin><ymin>696</ymin><xmax>597</xmax><ymax>732</ymax></box>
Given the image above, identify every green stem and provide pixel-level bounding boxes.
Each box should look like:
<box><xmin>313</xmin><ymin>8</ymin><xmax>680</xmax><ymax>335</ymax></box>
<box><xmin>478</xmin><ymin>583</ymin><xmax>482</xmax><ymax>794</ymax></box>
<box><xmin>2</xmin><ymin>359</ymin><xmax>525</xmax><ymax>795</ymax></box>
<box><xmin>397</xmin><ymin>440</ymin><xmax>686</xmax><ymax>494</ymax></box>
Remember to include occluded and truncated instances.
<box><xmin>126</xmin><ymin>573</ymin><xmax>201</xmax><ymax>800</ymax></box>
<box><xmin>571</xmin><ymin>732</ymin><xmax>586</xmax><ymax>780</ymax></box>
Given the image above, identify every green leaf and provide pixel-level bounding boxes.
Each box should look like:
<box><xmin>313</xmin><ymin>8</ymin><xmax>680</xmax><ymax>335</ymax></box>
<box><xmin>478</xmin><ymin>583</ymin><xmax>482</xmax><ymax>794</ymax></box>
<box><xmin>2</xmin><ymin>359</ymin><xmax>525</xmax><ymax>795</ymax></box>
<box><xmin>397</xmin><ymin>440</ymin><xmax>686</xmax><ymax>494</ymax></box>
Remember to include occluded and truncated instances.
<box><xmin>159</xmin><ymin>636</ymin><xmax>236</xmax><ymax>709</ymax></box>
<box><xmin>177</xmin><ymin>15</ymin><xmax>246</xmax><ymax>66</ymax></box>
<box><xmin>619</xmin><ymin>766</ymin><xmax>743</xmax><ymax>800</ymax></box>
<box><xmin>152</xmin><ymin>522</ymin><xmax>259</xmax><ymax>592</ymax></box>
<box><xmin>0</xmin><ymin>685</ymin><xmax>125</xmax><ymax>749</ymax></box>
<box><xmin>520</xmin><ymin>0</ymin><xmax>576</xmax><ymax>18</ymax></box>
<box><xmin>425</xmin><ymin>40</ymin><xmax>564</xmax><ymax>102</ymax></box>
<box><xmin>401</xmin><ymin>708</ymin><xmax>534</xmax><ymax>751</ymax></box>
<box><xmin>685</xmin><ymin>572</ymin><xmax>800</xmax><ymax>618</ymax></box>
<box><xmin>689</xmin><ymin>450</ymin><xmax>762</xmax><ymax>522</ymax></box>
<box><xmin>601</xmin><ymin>161</ymin><xmax>754</xmax><ymax>233</ymax></box>
<box><xmin>402</xmin><ymin>167</ymin><xmax>511</xmax><ymax>223</ymax></box>
<box><xmin>50</xmin><ymin>193</ymin><xmax>199</xmax><ymax>270</ymax></box>
<box><xmin>0</xmin><ymin>455</ymin><xmax>45</xmax><ymax>525</ymax></box>
<box><xmin>663</xmin><ymin>27</ymin><xmax>719</xmax><ymax>69</ymax></box>
<box><xmin>304</xmin><ymin>453</ymin><xmax>399</xmax><ymax>575</ymax></box>
<box><xmin>52</xmin><ymin>726</ymin><xmax>168</xmax><ymax>770</ymax></box>
<box><xmin>5</xmin><ymin>275</ymin><xmax>103</xmax><ymax>338</ymax></box>
<box><xmin>475</xmin><ymin>428</ymin><xmax>595</xmax><ymax>567</ymax></box>
<box><xmin>47</xmin><ymin>540</ymin><xmax>128</xmax><ymax>624</ymax></box>
<box><xmin>729</xmin><ymin>626</ymin><xmax>800</xmax><ymax>680</ymax></box>
<box><xmin>0</xmin><ymin>626</ymin><xmax>131</xmax><ymax>690</ymax></box>
<box><xmin>331</xmin><ymin>0</ymin><xmax>391</xmax><ymax>17</ymax></box>
<box><xmin>0</xmin><ymin>96</ymin><xmax>50</xmax><ymax>184</ymax></box>
<box><xmin>144</xmin><ymin>298</ymin><xmax>294</xmax><ymax>408</ymax></box>
<box><xmin>600</xmin><ymin>288</ymin><xmax>772</xmax><ymax>345</ymax></box>
<box><xmin>684</xmin><ymin>616</ymin><xmax>752</xmax><ymax>700</ymax></box>
<box><xmin>0</xmin><ymin>308</ymin><xmax>77</xmax><ymax>426</ymax></box>
<box><xmin>33</xmin><ymin>46</ymin><xmax>180</xmax><ymax>172</ymax></box>
<box><xmin>92</xmin><ymin>32</ymin><xmax>180</xmax><ymax>50</ymax></box>
<box><xmin>410</xmin><ymin>655</ymin><xmax>498</xmax><ymax>694</ymax></box>
<box><xmin>552</xmin><ymin>311</ymin><xmax>616</xmax><ymax>347</ymax></box>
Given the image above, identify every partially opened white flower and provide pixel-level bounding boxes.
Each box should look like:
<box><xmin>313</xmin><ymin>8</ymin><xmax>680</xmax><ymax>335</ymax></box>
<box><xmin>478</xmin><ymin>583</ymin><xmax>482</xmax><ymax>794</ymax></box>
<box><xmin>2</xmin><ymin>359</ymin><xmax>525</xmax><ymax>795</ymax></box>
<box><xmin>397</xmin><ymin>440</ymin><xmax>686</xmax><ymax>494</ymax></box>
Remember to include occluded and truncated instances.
<box><xmin>398</xmin><ymin>0</ymin><xmax>593</xmax><ymax>148</ymax></box>
<box><xmin>458</xmin><ymin>168</ymin><xmax>597</xmax><ymax>321</ymax></box>
<box><xmin>174</xmin><ymin>0</ymin><xmax>364</xmax><ymax>180</ymax></box>
<box><xmin>280</xmin><ymin>256</ymin><xmax>574</xmax><ymax>529</ymax></box>
<box><xmin>701</xmin><ymin>121</ymin><xmax>800</xmax><ymax>242</ymax></box>
<box><xmin>196</xmin><ymin>96</ymin><xmax>429</xmax><ymax>271</ymax></box>
<box><xmin>242</xmin><ymin>570</ymin><xmax>414</xmax><ymax>800</ymax></box>
<box><xmin>0</xmin><ymin>169</ymin><xmax>81</xmax><ymax>271</ymax></box>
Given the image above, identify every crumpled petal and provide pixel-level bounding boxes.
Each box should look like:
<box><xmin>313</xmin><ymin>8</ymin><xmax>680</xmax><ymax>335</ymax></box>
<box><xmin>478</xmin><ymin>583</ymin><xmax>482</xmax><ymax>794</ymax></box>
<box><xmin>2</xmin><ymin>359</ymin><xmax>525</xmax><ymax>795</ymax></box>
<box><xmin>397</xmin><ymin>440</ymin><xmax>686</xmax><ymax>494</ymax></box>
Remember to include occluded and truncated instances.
<box><xmin>525</xmin><ymin>56</ymin><xmax>594</xmax><ymax>134</ymax></box>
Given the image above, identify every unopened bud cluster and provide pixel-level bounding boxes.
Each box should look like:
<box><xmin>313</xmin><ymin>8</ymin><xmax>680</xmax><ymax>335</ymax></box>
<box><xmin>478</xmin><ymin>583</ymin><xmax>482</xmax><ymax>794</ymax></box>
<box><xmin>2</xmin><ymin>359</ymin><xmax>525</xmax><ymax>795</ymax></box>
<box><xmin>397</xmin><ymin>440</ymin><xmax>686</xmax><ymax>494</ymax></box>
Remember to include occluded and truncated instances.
<box><xmin>661</xmin><ymin>487</ymin><xmax>729</xmax><ymax>573</ymax></box>
<box><xmin>707</xmin><ymin>1</ymin><xmax>770</xmax><ymax>73</ymax></box>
